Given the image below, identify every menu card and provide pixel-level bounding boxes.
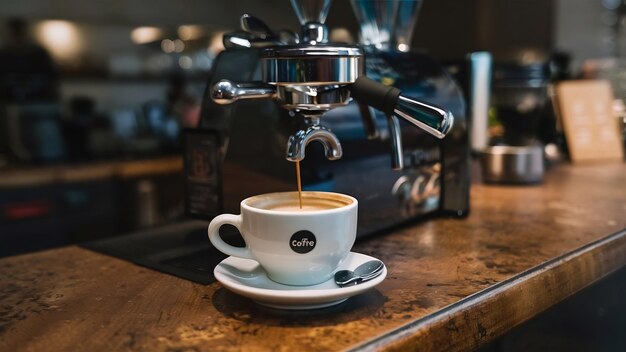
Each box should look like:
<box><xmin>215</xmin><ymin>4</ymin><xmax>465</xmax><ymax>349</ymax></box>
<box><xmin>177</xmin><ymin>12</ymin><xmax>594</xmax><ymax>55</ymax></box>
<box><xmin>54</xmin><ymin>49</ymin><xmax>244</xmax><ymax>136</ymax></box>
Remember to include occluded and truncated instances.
<box><xmin>556</xmin><ymin>80</ymin><xmax>624</xmax><ymax>163</ymax></box>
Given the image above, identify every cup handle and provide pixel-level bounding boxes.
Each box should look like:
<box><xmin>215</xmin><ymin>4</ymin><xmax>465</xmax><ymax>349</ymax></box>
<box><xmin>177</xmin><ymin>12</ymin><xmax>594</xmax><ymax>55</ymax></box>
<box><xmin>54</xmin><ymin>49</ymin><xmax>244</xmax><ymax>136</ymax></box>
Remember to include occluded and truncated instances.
<box><xmin>207</xmin><ymin>214</ymin><xmax>253</xmax><ymax>260</ymax></box>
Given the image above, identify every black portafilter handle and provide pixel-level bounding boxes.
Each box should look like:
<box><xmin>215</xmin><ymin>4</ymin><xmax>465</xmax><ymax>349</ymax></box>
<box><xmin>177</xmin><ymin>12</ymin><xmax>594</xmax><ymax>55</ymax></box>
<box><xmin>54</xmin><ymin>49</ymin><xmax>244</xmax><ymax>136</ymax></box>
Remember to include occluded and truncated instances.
<box><xmin>348</xmin><ymin>76</ymin><xmax>454</xmax><ymax>139</ymax></box>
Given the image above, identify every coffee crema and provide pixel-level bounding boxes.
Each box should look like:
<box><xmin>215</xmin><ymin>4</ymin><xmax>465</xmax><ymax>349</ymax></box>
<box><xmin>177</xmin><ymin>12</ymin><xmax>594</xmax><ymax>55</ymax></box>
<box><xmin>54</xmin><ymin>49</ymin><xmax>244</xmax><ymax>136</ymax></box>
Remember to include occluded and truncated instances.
<box><xmin>265</xmin><ymin>201</ymin><xmax>341</xmax><ymax>212</ymax></box>
<box><xmin>246</xmin><ymin>192</ymin><xmax>352</xmax><ymax>212</ymax></box>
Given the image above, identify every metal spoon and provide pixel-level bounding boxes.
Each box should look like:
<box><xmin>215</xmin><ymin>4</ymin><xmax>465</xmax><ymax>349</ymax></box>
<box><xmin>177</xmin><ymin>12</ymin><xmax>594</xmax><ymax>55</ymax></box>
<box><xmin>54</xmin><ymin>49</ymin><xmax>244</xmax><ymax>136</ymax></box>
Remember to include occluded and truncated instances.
<box><xmin>334</xmin><ymin>260</ymin><xmax>384</xmax><ymax>287</ymax></box>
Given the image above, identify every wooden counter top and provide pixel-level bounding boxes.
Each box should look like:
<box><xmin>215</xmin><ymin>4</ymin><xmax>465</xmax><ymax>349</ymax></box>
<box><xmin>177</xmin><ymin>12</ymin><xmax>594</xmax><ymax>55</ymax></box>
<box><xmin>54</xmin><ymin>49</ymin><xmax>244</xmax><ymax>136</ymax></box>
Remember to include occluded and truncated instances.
<box><xmin>1</xmin><ymin>162</ymin><xmax>625</xmax><ymax>352</ymax></box>
<box><xmin>0</xmin><ymin>156</ymin><xmax>183</xmax><ymax>188</ymax></box>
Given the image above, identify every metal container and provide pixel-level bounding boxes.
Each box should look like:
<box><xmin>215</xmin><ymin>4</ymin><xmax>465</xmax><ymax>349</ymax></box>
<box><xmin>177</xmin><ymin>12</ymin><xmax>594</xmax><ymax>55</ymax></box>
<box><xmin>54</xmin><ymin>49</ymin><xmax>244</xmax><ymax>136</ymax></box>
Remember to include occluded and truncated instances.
<box><xmin>492</xmin><ymin>63</ymin><xmax>550</xmax><ymax>146</ymax></box>
<box><xmin>479</xmin><ymin>145</ymin><xmax>544</xmax><ymax>184</ymax></box>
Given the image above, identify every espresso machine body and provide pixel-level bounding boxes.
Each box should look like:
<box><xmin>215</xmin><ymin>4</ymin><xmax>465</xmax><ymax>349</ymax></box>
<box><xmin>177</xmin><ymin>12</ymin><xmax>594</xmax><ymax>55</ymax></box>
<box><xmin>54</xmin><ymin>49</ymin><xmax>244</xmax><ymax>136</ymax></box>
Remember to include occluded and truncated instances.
<box><xmin>187</xmin><ymin>46</ymin><xmax>470</xmax><ymax>238</ymax></box>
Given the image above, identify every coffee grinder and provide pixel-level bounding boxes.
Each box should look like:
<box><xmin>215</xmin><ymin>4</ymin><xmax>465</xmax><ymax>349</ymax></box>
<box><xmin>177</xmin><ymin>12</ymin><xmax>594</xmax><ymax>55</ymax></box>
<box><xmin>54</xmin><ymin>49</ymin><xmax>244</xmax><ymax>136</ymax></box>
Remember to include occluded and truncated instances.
<box><xmin>184</xmin><ymin>0</ymin><xmax>470</xmax><ymax>237</ymax></box>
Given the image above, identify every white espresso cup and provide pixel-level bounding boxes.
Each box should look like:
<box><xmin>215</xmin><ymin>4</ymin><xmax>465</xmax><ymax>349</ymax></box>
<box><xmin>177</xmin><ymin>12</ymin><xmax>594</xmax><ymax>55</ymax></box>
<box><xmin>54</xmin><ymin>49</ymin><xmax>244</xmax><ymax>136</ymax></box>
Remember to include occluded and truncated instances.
<box><xmin>208</xmin><ymin>191</ymin><xmax>358</xmax><ymax>286</ymax></box>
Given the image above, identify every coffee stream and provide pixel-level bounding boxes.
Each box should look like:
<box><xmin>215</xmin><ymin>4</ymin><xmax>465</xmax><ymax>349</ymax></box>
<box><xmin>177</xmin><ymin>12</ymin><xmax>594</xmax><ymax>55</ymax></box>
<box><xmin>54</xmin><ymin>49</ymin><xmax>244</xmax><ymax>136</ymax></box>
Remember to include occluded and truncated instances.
<box><xmin>296</xmin><ymin>160</ymin><xmax>303</xmax><ymax>209</ymax></box>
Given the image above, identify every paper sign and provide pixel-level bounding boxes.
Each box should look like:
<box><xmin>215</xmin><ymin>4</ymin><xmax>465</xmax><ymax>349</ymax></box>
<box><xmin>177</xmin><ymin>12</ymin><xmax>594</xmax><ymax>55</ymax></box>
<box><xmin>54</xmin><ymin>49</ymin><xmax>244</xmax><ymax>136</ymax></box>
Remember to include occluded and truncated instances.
<box><xmin>556</xmin><ymin>80</ymin><xmax>624</xmax><ymax>162</ymax></box>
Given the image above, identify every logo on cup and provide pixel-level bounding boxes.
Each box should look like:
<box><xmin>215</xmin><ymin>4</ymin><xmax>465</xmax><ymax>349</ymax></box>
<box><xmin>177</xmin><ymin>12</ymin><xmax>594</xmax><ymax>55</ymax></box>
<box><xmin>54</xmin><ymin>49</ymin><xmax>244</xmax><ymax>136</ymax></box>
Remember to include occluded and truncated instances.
<box><xmin>290</xmin><ymin>230</ymin><xmax>316</xmax><ymax>254</ymax></box>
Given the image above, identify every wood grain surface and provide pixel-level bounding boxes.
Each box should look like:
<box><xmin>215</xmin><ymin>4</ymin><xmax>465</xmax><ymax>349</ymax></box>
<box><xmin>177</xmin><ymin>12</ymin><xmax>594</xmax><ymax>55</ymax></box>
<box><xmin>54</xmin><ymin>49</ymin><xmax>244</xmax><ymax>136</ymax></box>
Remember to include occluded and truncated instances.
<box><xmin>0</xmin><ymin>156</ymin><xmax>182</xmax><ymax>187</ymax></box>
<box><xmin>1</xmin><ymin>162</ymin><xmax>625</xmax><ymax>352</ymax></box>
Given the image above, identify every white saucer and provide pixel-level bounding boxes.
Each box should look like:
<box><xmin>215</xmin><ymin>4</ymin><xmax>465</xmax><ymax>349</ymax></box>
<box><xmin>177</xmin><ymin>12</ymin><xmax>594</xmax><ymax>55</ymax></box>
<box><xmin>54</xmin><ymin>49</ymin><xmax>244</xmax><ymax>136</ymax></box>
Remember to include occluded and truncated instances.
<box><xmin>213</xmin><ymin>252</ymin><xmax>387</xmax><ymax>310</ymax></box>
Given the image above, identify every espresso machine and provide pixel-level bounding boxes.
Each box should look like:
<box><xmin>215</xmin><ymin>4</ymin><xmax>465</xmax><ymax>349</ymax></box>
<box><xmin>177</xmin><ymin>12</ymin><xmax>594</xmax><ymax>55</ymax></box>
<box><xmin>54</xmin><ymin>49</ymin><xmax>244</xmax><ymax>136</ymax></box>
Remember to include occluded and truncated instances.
<box><xmin>184</xmin><ymin>0</ymin><xmax>470</xmax><ymax>238</ymax></box>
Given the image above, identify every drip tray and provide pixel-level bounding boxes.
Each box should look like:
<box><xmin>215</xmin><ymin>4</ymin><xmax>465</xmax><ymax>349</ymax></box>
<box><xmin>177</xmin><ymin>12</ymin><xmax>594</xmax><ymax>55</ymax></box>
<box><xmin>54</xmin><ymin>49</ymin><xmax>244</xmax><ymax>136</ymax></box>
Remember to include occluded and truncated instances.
<box><xmin>81</xmin><ymin>221</ymin><xmax>243</xmax><ymax>285</ymax></box>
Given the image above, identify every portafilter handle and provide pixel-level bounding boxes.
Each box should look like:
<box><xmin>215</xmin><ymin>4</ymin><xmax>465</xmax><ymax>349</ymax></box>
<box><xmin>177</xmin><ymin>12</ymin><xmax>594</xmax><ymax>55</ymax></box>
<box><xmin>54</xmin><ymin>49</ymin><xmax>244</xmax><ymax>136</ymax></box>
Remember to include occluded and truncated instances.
<box><xmin>212</xmin><ymin>80</ymin><xmax>276</xmax><ymax>105</ymax></box>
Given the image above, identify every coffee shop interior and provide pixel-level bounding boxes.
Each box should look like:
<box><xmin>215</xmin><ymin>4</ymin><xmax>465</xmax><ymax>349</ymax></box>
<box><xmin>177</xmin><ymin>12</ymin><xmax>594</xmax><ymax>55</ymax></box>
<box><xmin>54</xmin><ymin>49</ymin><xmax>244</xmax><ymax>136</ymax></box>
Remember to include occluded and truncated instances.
<box><xmin>1</xmin><ymin>0</ymin><xmax>625</xmax><ymax>351</ymax></box>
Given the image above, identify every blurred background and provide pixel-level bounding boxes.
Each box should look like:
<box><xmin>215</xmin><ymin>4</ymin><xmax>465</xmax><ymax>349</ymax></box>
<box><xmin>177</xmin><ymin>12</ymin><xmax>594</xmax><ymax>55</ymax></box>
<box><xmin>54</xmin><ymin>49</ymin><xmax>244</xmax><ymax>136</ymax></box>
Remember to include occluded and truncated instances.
<box><xmin>1</xmin><ymin>0</ymin><xmax>625</xmax><ymax>257</ymax></box>
<box><xmin>1</xmin><ymin>1</ymin><xmax>625</xmax><ymax>349</ymax></box>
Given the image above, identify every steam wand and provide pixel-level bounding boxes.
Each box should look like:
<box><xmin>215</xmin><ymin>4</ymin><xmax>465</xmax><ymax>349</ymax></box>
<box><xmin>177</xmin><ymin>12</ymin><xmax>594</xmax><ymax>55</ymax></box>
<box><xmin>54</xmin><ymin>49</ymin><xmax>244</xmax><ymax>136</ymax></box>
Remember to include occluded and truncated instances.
<box><xmin>348</xmin><ymin>76</ymin><xmax>454</xmax><ymax>169</ymax></box>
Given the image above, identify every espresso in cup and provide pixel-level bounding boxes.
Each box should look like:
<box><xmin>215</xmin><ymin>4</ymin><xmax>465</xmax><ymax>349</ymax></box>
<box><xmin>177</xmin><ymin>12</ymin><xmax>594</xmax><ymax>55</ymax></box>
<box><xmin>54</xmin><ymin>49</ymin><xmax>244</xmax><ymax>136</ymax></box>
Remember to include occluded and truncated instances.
<box><xmin>253</xmin><ymin>194</ymin><xmax>348</xmax><ymax>212</ymax></box>
<box><xmin>208</xmin><ymin>191</ymin><xmax>358</xmax><ymax>286</ymax></box>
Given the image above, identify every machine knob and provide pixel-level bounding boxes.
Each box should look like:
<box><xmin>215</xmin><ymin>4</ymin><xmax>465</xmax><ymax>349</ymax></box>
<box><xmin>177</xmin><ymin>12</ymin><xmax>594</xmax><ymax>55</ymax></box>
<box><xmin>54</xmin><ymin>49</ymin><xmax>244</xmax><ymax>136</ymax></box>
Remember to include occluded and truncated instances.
<box><xmin>410</xmin><ymin>175</ymin><xmax>427</xmax><ymax>204</ymax></box>
<box><xmin>424</xmin><ymin>172</ymin><xmax>441</xmax><ymax>198</ymax></box>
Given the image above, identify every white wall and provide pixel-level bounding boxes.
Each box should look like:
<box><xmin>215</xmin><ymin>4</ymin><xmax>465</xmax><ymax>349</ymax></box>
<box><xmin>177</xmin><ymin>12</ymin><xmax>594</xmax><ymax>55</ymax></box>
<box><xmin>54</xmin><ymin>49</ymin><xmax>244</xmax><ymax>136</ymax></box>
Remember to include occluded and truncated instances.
<box><xmin>555</xmin><ymin>0</ymin><xmax>615</xmax><ymax>71</ymax></box>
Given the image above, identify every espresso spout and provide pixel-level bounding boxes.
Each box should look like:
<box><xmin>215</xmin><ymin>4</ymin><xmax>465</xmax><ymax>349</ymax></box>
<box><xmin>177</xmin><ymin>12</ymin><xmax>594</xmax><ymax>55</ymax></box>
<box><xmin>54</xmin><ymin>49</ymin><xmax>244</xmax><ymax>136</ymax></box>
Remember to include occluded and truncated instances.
<box><xmin>286</xmin><ymin>124</ymin><xmax>343</xmax><ymax>162</ymax></box>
